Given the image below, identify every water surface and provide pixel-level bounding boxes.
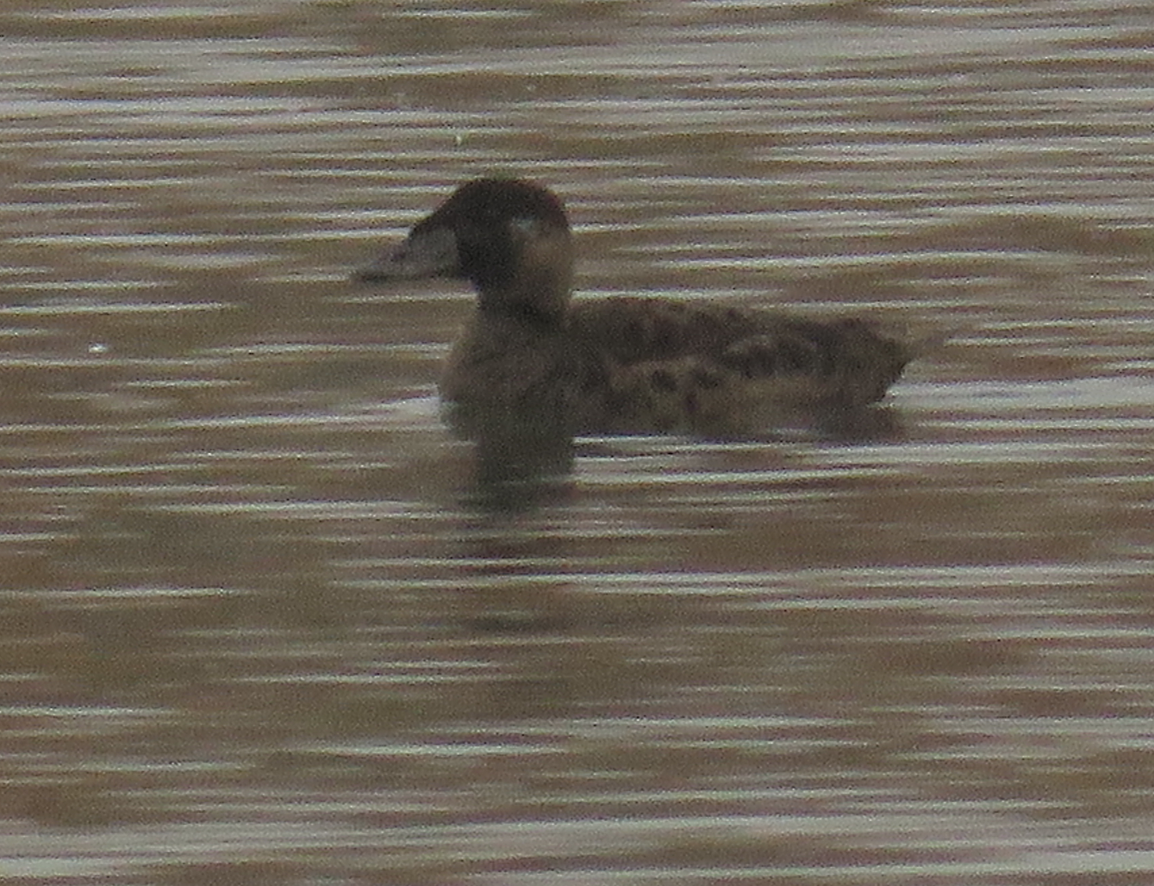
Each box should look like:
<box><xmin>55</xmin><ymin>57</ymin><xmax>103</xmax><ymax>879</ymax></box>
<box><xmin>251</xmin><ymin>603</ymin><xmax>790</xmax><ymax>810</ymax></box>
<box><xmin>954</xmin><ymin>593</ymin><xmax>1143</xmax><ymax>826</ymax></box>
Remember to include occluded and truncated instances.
<box><xmin>2</xmin><ymin>1</ymin><xmax>1154</xmax><ymax>883</ymax></box>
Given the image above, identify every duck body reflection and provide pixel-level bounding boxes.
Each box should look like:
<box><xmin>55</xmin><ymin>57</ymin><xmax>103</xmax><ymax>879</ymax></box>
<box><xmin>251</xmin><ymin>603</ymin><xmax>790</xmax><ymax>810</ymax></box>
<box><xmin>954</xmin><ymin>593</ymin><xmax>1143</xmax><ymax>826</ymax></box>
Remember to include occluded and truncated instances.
<box><xmin>357</xmin><ymin>177</ymin><xmax>942</xmax><ymax>440</ymax></box>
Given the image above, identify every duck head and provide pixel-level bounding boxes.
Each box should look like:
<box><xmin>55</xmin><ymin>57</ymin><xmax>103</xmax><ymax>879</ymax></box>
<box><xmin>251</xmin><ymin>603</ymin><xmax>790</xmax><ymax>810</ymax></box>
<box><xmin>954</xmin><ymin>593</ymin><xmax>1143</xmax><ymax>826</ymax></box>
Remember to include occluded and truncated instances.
<box><xmin>356</xmin><ymin>178</ymin><xmax>575</xmax><ymax>324</ymax></box>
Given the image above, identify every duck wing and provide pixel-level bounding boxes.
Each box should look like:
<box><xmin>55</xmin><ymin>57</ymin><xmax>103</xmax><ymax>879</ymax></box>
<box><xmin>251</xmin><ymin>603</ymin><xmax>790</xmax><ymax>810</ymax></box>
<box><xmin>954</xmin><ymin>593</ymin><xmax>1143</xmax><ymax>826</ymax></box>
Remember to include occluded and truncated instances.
<box><xmin>572</xmin><ymin>297</ymin><xmax>928</xmax><ymax>395</ymax></box>
<box><xmin>566</xmin><ymin>297</ymin><xmax>769</xmax><ymax>363</ymax></box>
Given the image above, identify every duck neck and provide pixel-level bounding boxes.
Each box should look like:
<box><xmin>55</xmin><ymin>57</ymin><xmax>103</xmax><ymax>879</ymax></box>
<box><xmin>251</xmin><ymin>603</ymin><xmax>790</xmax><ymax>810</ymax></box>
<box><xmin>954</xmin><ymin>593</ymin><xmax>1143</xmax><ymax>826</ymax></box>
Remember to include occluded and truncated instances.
<box><xmin>475</xmin><ymin>276</ymin><xmax>571</xmax><ymax>330</ymax></box>
<box><xmin>471</xmin><ymin>232</ymin><xmax>574</xmax><ymax>329</ymax></box>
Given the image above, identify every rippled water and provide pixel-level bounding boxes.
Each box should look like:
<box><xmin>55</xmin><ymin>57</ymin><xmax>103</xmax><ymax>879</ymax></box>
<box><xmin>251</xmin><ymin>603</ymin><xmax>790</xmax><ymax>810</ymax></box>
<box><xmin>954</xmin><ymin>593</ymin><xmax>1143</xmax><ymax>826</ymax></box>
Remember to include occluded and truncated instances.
<box><xmin>2</xmin><ymin>1</ymin><xmax>1154</xmax><ymax>883</ymax></box>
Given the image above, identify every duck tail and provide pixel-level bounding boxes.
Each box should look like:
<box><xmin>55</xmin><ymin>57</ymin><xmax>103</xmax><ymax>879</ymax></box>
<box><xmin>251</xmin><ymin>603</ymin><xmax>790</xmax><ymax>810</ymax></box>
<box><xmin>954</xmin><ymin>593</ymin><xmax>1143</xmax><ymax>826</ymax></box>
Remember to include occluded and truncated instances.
<box><xmin>890</xmin><ymin>320</ymin><xmax>967</xmax><ymax>362</ymax></box>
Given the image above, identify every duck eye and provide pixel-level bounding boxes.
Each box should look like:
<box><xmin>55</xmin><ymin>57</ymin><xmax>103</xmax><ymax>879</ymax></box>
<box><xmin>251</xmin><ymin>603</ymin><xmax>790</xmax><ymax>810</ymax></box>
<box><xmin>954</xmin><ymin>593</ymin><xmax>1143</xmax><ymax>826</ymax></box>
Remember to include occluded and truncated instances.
<box><xmin>509</xmin><ymin>216</ymin><xmax>541</xmax><ymax>238</ymax></box>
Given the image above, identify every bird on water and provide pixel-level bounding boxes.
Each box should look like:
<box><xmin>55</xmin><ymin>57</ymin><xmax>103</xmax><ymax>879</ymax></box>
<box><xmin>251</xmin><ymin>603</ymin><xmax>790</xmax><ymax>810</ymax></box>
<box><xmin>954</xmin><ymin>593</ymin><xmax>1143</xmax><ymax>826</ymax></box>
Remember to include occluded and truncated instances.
<box><xmin>356</xmin><ymin>177</ymin><xmax>945</xmax><ymax>437</ymax></box>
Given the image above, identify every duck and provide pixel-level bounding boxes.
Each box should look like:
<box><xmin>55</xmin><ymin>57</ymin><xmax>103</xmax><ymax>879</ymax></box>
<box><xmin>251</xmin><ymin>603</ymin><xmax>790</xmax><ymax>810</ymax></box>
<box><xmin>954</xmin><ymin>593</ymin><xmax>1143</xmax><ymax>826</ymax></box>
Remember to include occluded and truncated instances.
<box><xmin>355</xmin><ymin>177</ymin><xmax>944</xmax><ymax>437</ymax></box>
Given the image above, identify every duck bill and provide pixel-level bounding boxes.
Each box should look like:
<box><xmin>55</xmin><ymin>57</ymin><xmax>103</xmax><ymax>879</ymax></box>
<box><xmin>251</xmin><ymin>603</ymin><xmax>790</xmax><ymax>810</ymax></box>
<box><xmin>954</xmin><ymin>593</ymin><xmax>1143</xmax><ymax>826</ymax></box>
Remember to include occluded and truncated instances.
<box><xmin>354</xmin><ymin>226</ymin><xmax>459</xmax><ymax>282</ymax></box>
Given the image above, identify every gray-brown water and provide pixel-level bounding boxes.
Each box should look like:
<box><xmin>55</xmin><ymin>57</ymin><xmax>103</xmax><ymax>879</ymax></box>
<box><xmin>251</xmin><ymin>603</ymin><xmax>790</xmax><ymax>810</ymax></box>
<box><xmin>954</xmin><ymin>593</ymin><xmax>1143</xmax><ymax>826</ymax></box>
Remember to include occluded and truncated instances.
<box><xmin>3</xmin><ymin>2</ymin><xmax>1154</xmax><ymax>883</ymax></box>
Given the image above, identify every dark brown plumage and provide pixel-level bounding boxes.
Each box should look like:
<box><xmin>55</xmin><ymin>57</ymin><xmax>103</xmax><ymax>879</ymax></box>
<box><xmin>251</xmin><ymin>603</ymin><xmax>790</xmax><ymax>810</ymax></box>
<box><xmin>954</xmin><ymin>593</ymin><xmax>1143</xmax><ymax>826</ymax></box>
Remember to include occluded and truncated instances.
<box><xmin>356</xmin><ymin>177</ymin><xmax>942</xmax><ymax>436</ymax></box>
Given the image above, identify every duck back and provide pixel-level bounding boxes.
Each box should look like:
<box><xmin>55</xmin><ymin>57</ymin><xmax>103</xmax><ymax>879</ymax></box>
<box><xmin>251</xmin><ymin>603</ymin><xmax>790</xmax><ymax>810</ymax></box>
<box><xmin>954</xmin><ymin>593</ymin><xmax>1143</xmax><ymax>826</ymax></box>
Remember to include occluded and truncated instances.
<box><xmin>562</xmin><ymin>297</ymin><xmax>921</xmax><ymax>434</ymax></box>
<box><xmin>441</xmin><ymin>296</ymin><xmax>927</xmax><ymax>436</ymax></box>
